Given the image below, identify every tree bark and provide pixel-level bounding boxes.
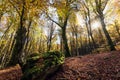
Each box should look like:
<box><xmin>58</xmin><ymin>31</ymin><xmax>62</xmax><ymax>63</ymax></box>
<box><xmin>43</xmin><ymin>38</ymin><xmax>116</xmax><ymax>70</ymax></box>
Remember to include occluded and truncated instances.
<box><xmin>47</xmin><ymin>23</ymin><xmax>55</xmax><ymax>51</ymax></box>
<box><xmin>75</xmin><ymin>33</ymin><xmax>79</xmax><ymax>56</ymax></box>
<box><xmin>7</xmin><ymin>2</ymin><xmax>27</xmax><ymax>66</ymax></box>
<box><xmin>115</xmin><ymin>22</ymin><xmax>120</xmax><ymax>38</ymax></box>
<box><xmin>47</xmin><ymin>7</ymin><xmax>71</xmax><ymax>57</ymax></box>
<box><xmin>99</xmin><ymin>13</ymin><xmax>116</xmax><ymax>51</ymax></box>
<box><xmin>62</xmin><ymin>27</ymin><xmax>71</xmax><ymax>57</ymax></box>
<box><xmin>60</xmin><ymin>37</ymin><xmax>63</xmax><ymax>52</ymax></box>
<box><xmin>85</xmin><ymin>17</ymin><xmax>92</xmax><ymax>52</ymax></box>
<box><xmin>88</xmin><ymin>10</ymin><xmax>96</xmax><ymax>49</ymax></box>
<box><xmin>61</xmin><ymin>15</ymin><xmax>71</xmax><ymax>57</ymax></box>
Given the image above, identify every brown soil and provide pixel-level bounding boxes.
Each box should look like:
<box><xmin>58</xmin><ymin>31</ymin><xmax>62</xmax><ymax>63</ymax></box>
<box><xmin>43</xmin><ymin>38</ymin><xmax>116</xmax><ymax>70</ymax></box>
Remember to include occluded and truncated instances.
<box><xmin>48</xmin><ymin>51</ymin><xmax>120</xmax><ymax>80</ymax></box>
<box><xmin>0</xmin><ymin>64</ymin><xmax>22</xmax><ymax>80</ymax></box>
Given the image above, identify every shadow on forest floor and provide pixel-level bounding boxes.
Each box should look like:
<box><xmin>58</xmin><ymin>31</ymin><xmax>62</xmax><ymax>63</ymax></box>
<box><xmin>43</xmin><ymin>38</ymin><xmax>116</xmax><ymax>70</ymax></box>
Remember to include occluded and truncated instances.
<box><xmin>0</xmin><ymin>51</ymin><xmax>120</xmax><ymax>80</ymax></box>
<box><xmin>47</xmin><ymin>50</ymin><xmax>120</xmax><ymax>80</ymax></box>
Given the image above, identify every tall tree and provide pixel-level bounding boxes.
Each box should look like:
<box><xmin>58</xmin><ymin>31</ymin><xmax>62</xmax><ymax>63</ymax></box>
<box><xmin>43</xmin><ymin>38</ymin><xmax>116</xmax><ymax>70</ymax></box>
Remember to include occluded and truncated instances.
<box><xmin>91</xmin><ymin>0</ymin><xmax>116</xmax><ymax>51</ymax></box>
<box><xmin>7</xmin><ymin>0</ymin><xmax>47</xmax><ymax>66</ymax></box>
<box><xmin>47</xmin><ymin>0</ymin><xmax>78</xmax><ymax>57</ymax></box>
<box><xmin>68</xmin><ymin>12</ymin><xmax>79</xmax><ymax>56</ymax></box>
<box><xmin>8</xmin><ymin>0</ymin><xmax>27</xmax><ymax>66</ymax></box>
<box><xmin>80</xmin><ymin>0</ymin><xmax>97</xmax><ymax>49</ymax></box>
<box><xmin>46</xmin><ymin>22</ymin><xmax>56</xmax><ymax>51</ymax></box>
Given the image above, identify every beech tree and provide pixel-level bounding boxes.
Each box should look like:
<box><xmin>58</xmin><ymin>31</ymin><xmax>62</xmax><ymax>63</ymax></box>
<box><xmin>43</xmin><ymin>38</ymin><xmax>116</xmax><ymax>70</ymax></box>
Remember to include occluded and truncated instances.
<box><xmin>91</xmin><ymin>0</ymin><xmax>116</xmax><ymax>51</ymax></box>
<box><xmin>7</xmin><ymin>0</ymin><xmax>47</xmax><ymax>66</ymax></box>
<box><xmin>47</xmin><ymin>0</ymin><xmax>79</xmax><ymax>57</ymax></box>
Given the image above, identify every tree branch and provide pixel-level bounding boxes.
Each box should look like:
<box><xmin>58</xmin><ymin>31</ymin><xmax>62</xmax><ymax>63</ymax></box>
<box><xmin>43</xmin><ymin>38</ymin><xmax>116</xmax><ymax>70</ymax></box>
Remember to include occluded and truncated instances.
<box><xmin>46</xmin><ymin>13</ymin><xmax>62</xmax><ymax>28</ymax></box>
<box><xmin>8</xmin><ymin>0</ymin><xmax>21</xmax><ymax>16</ymax></box>
<box><xmin>102</xmin><ymin>0</ymin><xmax>109</xmax><ymax>11</ymax></box>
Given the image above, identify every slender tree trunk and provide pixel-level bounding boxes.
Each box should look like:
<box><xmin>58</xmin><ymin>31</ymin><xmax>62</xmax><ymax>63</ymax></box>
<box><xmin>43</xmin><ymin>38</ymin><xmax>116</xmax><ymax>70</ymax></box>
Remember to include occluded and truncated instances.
<box><xmin>115</xmin><ymin>23</ymin><xmax>120</xmax><ymax>38</ymax></box>
<box><xmin>79</xmin><ymin>35</ymin><xmax>83</xmax><ymax>49</ymax></box>
<box><xmin>88</xmin><ymin>35</ymin><xmax>92</xmax><ymax>53</ymax></box>
<box><xmin>9</xmin><ymin>34</ymin><xmax>16</xmax><ymax>56</ymax></box>
<box><xmin>47</xmin><ymin>39</ymin><xmax>52</xmax><ymax>51</ymax></box>
<box><xmin>75</xmin><ymin>33</ymin><xmax>79</xmax><ymax>56</ymax></box>
<box><xmin>27</xmin><ymin>41</ymin><xmax>32</xmax><ymax>54</ymax></box>
<box><xmin>47</xmin><ymin>23</ymin><xmax>55</xmax><ymax>51</ymax></box>
<box><xmin>91</xmin><ymin>35</ymin><xmax>96</xmax><ymax>48</ymax></box>
<box><xmin>71</xmin><ymin>32</ymin><xmax>75</xmax><ymax>56</ymax></box>
<box><xmin>98</xmin><ymin>28</ymin><xmax>105</xmax><ymax>45</ymax></box>
<box><xmin>1</xmin><ymin>33</ymin><xmax>14</xmax><ymax>68</ymax></box>
<box><xmin>85</xmin><ymin>19</ymin><xmax>92</xmax><ymax>52</ymax></box>
<box><xmin>82</xmin><ymin>3</ymin><xmax>96</xmax><ymax>50</ymax></box>
<box><xmin>85</xmin><ymin>35</ymin><xmax>88</xmax><ymax>54</ymax></box>
<box><xmin>99</xmin><ymin>13</ymin><xmax>116</xmax><ymax>51</ymax></box>
<box><xmin>0</xmin><ymin>22</ymin><xmax>12</xmax><ymax>41</ymax></box>
<box><xmin>24</xmin><ymin>20</ymin><xmax>32</xmax><ymax>51</ymax></box>
<box><xmin>5</xmin><ymin>33</ymin><xmax>15</xmax><ymax>66</ymax></box>
<box><xmin>47</xmin><ymin>32</ymin><xmax>52</xmax><ymax>51</ymax></box>
<box><xmin>60</xmin><ymin>37</ymin><xmax>63</xmax><ymax>52</ymax></box>
<box><xmin>88</xmin><ymin>9</ymin><xmax>96</xmax><ymax>49</ymax></box>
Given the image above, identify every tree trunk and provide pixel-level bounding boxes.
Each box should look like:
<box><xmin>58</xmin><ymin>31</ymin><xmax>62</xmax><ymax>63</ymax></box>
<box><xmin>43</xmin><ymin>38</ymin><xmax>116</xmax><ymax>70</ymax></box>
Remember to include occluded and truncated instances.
<box><xmin>8</xmin><ymin>27</ymin><xmax>27</xmax><ymax>66</ymax></box>
<box><xmin>98</xmin><ymin>28</ymin><xmax>105</xmax><ymax>45</ymax></box>
<box><xmin>87</xmin><ymin>8</ymin><xmax>96</xmax><ymax>49</ymax></box>
<box><xmin>24</xmin><ymin>20</ymin><xmax>32</xmax><ymax>51</ymax></box>
<box><xmin>7</xmin><ymin>3</ymin><xmax>26</xmax><ymax>66</ymax></box>
<box><xmin>60</xmin><ymin>14</ymin><xmax>71</xmax><ymax>57</ymax></box>
<box><xmin>62</xmin><ymin>27</ymin><xmax>71</xmax><ymax>57</ymax></box>
<box><xmin>99</xmin><ymin>13</ymin><xmax>116</xmax><ymax>51</ymax></box>
<box><xmin>60</xmin><ymin>37</ymin><xmax>63</xmax><ymax>52</ymax></box>
<box><xmin>75</xmin><ymin>33</ymin><xmax>79</xmax><ymax>56</ymax></box>
<box><xmin>115</xmin><ymin>23</ymin><xmax>120</xmax><ymax>38</ymax></box>
<box><xmin>70</xmin><ymin>32</ymin><xmax>75</xmax><ymax>56</ymax></box>
<box><xmin>47</xmin><ymin>39</ymin><xmax>52</xmax><ymax>51</ymax></box>
<box><xmin>90</xmin><ymin>35</ymin><xmax>96</xmax><ymax>48</ymax></box>
<box><xmin>47</xmin><ymin>32</ymin><xmax>52</xmax><ymax>51</ymax></box>
<box><xmin>85</xmin><ymin>19</ymin><xmax>92</xmax><ymax>52</ymax></box>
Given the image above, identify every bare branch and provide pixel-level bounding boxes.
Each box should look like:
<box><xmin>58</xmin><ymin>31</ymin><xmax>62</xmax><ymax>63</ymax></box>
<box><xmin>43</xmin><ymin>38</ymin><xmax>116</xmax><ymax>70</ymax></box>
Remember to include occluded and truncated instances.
<box><xmin>102</xmin><ymin>0</ymin><xmax>109</xmax><ymax>11</ymax></box>
<box><xmin>45</xmin><ymin>13</ymin><xmax>62</xmax><ymax>28</ymax></box>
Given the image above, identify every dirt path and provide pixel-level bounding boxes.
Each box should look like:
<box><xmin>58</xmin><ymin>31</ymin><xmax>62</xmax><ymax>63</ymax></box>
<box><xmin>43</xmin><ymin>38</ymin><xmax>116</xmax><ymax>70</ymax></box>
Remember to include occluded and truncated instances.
<box><xmin>48</xmin><ymin>51</ymin><xmax>120</xmax><ymax>80</ymax></box>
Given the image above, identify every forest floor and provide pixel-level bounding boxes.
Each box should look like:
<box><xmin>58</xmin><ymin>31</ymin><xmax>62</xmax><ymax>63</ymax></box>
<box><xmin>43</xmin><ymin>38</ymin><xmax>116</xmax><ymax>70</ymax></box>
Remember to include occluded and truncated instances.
<box><xmin>48</xmin><ymin>50</ymin><xmax>120</xmax><ymax>80</ymax></box>
<box><xmin>0</xmin><ymin>64</ymin><xmax>22</xmax><ymax>80</ymax></box>
<box><xmin>0</xmin><ymin>51</ymin><xmax>120</xmax><ymax>80</ymax></box>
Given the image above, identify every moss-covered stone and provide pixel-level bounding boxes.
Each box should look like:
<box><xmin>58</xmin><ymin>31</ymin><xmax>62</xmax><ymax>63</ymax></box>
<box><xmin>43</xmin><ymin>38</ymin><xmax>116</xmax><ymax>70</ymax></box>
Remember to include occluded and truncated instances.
<box><xmin>22</xmin><ymin>51</ymin><xmax>65</xmax><ymax>80</ymax></box>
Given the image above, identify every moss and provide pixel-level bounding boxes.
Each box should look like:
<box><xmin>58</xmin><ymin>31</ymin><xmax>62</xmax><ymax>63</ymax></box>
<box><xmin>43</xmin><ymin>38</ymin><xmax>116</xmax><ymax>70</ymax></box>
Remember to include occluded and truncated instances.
<box><xmin>22</xmin><ymin>51</ymin><xmax>65</xmax><ymax>80</ymax></box>
<box><xmin>22</xmin><ymin>53</ymin><xmax>41</xmax><ymax>80</ymax></box>
<box><xmin>43</xmin><ymin>51</ymin><xmax>65</xmax><ymax>68</ymax></box>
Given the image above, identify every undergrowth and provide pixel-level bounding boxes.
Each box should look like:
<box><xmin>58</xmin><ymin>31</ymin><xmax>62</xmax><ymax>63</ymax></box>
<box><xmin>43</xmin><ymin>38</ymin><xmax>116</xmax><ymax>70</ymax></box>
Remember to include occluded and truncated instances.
<box><xmin>22</xmin><ymin>51</ymin><xmax>65</xmax><ymax>80</ymax></box>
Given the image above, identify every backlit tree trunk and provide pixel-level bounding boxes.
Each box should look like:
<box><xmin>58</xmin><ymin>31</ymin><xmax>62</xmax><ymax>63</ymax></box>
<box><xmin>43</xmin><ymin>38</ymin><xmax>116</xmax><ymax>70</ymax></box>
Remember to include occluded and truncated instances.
<box><xmin>99</xmin><ymin>13</ymin><xmax>116</xmax><ymax>51</ymax></box>
<box><xmin>62</xmin><ymin>25</ymin><xmax>71</xmax><ymax>57</ymax></box>
<box><xmin>115</xmin><ymin>21</ymin><xmax>120</xmax><ymax>38</ymax></box>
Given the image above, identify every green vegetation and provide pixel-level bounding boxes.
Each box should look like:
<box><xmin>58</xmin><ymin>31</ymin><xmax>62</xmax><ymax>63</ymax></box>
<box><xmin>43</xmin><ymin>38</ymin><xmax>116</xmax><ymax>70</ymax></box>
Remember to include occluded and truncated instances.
<box><xmin>22</xmin><ymin>51</ymin><xmax>64</xmax><ymax>80</ymax></box>
<box><xmin>43</xmin><ymin>51</ymin><xmax>65</xmax><ymax>68</ymax></box>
